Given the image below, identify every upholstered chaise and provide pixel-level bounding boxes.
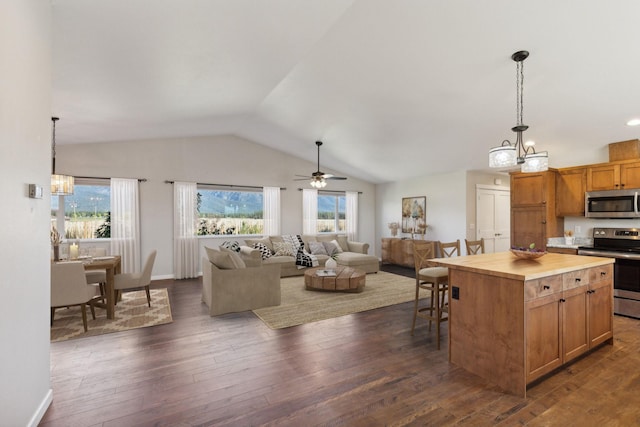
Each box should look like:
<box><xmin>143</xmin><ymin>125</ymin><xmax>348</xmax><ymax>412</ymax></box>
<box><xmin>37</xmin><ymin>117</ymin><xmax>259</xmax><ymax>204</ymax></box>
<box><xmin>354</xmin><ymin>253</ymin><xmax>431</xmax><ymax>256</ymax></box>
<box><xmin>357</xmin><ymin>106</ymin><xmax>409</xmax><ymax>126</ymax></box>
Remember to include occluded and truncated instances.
<box><xmin>201</xmin><ymin>247</ymin><xmax>281</xmax><ymax>316</ymax></box>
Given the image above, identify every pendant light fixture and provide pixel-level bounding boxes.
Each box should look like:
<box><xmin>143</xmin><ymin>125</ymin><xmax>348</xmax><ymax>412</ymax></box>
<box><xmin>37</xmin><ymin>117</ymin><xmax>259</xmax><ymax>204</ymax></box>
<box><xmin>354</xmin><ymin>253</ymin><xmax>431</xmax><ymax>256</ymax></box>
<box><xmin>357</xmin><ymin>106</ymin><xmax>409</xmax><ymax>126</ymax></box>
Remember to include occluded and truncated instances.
<box><xmin>51</xmin><ymin>117</ymin><xmax>74</xmax><ymax>195</ymax></box>
<box><xmin>489</xmin><ymin>50</ymin><xmax>548</xmax><ymax>172</ymax></box>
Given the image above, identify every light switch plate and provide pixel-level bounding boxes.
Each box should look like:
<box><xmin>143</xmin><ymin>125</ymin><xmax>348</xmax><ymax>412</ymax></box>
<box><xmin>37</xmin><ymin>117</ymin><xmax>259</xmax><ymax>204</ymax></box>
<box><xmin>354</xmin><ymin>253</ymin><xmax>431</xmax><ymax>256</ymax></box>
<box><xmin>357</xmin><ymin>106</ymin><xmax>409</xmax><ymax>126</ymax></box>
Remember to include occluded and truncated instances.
<box><xmin>28</xmin><ymin>184</ymin><xmax>43</xmax><ymax>199</ymax></box>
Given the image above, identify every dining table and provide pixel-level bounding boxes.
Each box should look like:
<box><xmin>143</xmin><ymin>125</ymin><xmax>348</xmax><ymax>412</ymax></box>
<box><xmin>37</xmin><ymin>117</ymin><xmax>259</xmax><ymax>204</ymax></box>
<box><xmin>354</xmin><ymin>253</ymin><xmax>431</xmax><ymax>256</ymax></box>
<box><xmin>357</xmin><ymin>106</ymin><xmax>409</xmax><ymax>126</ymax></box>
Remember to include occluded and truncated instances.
<box><xmin>82</xmin><ymin>255</ymin><xmax>122</xmax><ymax>319</ymax></box>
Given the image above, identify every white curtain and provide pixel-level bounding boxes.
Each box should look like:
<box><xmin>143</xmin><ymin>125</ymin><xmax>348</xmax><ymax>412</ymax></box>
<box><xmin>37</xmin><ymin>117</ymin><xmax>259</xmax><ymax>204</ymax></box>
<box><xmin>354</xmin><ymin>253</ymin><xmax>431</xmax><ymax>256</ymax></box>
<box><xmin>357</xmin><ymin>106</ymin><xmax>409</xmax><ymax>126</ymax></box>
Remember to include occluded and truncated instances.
<box><xmin>345</xmin><ymin>191</ymin><xmax>359</xmax><ymax>241</ymax></box>
<box><xmin>302</xmin><ymin>189</ymin><xmax>318</xmax><ymax>235</ymax></box>
<box><xmin>173</xmin><ymin>181</ymin><xmax>199</xmax><ymax>279</ymax></box>
<box><xmin>263</xmin><ymin>186</ymin><xmax>280</xmax><ymax>236</ymax></box>
<box><xmin>110</xmin><ymin>178</ymin><xmax>140</xmax><ymax>274</ymax></box>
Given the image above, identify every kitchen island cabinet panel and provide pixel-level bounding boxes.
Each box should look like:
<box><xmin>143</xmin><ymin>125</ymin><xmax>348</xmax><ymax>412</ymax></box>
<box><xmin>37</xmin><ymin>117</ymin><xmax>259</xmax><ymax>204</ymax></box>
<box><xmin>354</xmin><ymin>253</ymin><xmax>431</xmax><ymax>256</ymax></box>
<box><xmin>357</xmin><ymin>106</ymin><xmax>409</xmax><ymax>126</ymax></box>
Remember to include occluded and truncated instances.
<box><xmin>435</xmin><ymin>252</ymin><xmax>614</xmax><ymax>397</ymax></box>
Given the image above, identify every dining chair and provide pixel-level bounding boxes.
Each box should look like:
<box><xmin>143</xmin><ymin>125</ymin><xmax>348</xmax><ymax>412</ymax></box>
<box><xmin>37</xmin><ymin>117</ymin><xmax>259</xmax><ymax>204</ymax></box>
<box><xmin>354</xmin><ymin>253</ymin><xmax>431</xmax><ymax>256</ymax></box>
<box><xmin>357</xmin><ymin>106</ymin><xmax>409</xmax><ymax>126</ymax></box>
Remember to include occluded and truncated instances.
<box><xmin>51</xmin><ymin>262</ymin><xmax>101</xmax><ymax>332</ymax></box>
<box><xmin>465</xmin><ymin>238</ymin><xmax>485</xmax><ymax>255</ymax></box>
<box><xmin>114</xmin><ymin>250</ymin><xmax>157</xmax><ymax>307</ymax></box>
<box><xmin>438</xmin><ymin>239</ymin><xmax>461</xmax><ymax>258</ymax></box>
<box><xmin>411</xmin><ymin>240</ymin><xmax>450</xmax><ymax>350</ymax></box>
<box><xmin>86</xmin><ymin>247</ymin><xmax>108</xmax><ymax>295</ymax></box>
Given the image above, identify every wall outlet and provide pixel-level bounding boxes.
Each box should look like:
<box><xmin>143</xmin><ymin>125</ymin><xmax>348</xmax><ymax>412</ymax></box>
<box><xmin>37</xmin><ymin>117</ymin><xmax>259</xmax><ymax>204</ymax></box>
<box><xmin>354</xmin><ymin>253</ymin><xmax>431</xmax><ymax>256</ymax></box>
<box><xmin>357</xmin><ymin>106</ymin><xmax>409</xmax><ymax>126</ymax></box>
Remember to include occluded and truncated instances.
<box><xmin>452</xmin><ymin>286</ymin><xmax>460</xmax><ymax>300</ymax></box>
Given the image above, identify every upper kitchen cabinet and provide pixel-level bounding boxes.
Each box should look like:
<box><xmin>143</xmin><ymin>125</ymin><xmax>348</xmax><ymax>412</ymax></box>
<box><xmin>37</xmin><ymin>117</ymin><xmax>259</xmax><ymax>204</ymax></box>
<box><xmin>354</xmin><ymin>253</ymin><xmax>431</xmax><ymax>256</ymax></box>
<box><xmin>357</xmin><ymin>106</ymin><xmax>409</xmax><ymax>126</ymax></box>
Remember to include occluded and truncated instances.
<box><xmin>556</xmin><ymin>167</ymin><xmax>587</xmax><ymax>216</ymax></box>
<box><xmin>586</xmin><ymin>160</ymin><xmax>640</xmax><ymax>191</ymax></box>
<box><xmin>511</xmin><ymin>169</ymin><xmax>563</xmax><ymax>250</ymax></box>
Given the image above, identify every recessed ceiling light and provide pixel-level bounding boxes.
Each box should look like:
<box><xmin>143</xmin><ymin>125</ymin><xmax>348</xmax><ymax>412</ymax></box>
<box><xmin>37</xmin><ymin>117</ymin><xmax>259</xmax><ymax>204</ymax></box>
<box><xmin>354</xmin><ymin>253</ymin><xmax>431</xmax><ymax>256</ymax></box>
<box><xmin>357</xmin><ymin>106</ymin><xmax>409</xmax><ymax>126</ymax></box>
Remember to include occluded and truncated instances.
<box><xmin>627</xmin><ymin>118</ymin><xmax>640</xmax><ymax>126</ymax></box>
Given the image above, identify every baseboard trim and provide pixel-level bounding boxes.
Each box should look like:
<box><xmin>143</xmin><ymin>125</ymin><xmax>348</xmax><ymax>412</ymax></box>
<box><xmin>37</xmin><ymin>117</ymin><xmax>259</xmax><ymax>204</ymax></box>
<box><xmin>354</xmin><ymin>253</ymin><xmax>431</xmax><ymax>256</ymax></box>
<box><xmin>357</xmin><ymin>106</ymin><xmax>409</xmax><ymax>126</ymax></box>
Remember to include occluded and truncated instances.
<box><xmin>28</xmin><ymin>388</ymin><xmax>52</xmax><ymax>427</ymax></box>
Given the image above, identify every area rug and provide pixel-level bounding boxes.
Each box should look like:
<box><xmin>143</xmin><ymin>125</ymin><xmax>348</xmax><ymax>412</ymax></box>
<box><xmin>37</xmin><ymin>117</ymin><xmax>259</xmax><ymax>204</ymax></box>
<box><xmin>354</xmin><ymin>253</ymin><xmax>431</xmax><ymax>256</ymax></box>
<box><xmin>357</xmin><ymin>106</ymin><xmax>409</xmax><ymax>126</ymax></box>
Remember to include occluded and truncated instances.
<box><xmin>51</xmin><ymin>288</ymin><xmax>173</xmax><ymax>342</ymax></box>
<box><xmin>253</xmin><ymin>271</ymin><xmax>422</xmax><ymax>329</ymax></box>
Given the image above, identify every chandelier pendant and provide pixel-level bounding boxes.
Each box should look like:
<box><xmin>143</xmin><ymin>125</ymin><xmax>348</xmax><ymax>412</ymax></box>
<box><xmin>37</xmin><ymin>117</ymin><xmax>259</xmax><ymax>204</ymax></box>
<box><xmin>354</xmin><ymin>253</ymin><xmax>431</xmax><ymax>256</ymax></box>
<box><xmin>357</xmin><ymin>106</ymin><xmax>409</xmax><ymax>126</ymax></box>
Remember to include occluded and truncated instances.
<box><xmin>489</xmin><ymin>50</ymin><xmax>548</xmax><ymax>173</ymax></box>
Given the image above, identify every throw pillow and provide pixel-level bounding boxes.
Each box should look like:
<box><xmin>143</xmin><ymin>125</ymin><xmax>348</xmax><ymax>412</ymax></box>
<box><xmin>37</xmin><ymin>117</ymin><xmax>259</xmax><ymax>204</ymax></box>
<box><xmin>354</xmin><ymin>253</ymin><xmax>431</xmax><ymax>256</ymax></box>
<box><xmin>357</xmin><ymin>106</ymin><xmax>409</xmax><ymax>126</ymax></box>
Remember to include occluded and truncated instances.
<box><xmin>219</xmin><ymin>246</ymin><xmax>246</xmax><ymax>268</ymax></box>
<box><xmin>220</xmin><ymin>240</ymin><xmax>241</xmax><ymax>252</ymax></box>
<box><xmin>244</xmin><ymin>236</ymin><xmax>273</xmax><ymax>252</ymax></box>
<box><xmin>205</xmin><ymin>247</ymin><xmax>241</xmax><ymax>269</ymax></box>
<box><xmin>336</xmin><ymin>235</ymin><xmax>350</xmax><ymax>252</ymax></box>
<box><xmin>322</xmin><ymin>241</ymin><xmax>340</xmax><ymax>257</ymax></box>
<box><xmin>273</xmin><ymin>241</ymin><xmax>296</xmax><ymax>257</ymax></box>
<box><xmin>253</xmin><ymin>242</ymin><xmax>273</xmax><ymax>260</ymax></box>
<box><xmin>295</xmin><ymin>248</ymin><xmax>319</xmax><ymax>268</ymax></box>
<box><xmin>330</xmin><ymin>239</ymin><xmax>344</xmax><ymax>253</ymax></box>
<box><xmin>309</xmin><ymin>241</ymin><xmax>328</xmax><ymax>256</ymax></box>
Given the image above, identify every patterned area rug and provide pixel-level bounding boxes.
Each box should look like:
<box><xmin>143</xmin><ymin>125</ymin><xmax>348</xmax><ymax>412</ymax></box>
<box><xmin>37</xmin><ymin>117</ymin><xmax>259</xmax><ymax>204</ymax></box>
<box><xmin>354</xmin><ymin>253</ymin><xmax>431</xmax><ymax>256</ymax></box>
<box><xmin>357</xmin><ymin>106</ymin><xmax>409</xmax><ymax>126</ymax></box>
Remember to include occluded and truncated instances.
<box><xmin>253</xmin><ymin>271</ymin><xmax>423</xmax><ymax>329</ymax></box>
<box><xmin>51</xmin><ymin>288</ymin><xmax>173</xmax><ymax>342</ymax></box>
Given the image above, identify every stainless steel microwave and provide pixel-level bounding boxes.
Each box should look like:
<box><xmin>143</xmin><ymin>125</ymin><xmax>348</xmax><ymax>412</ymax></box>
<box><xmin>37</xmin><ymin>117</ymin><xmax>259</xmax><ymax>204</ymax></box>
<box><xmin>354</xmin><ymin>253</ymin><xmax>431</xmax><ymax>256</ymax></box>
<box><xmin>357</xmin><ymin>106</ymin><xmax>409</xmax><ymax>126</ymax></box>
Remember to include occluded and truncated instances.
<box><xmin>585</xmin><ymin>189</ymin><xmax>640</xmax><ymax>218</ymax></box>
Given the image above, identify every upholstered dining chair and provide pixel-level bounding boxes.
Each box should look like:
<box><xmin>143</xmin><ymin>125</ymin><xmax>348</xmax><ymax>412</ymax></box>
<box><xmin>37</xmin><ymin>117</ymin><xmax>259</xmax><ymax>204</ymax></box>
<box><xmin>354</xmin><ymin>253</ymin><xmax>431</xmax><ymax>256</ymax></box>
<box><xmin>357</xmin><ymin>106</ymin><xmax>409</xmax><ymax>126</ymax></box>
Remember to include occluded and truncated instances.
<box><xmin>411</xmin><ymin>240</ymin><xmax>450</xmax><ymax>350</ymax></box>
<box><xmin>114</xmin><ymin>250</ymin><xmax>157</xmax><ymax>307</ymax></box>
<box><xmin>51</xmin><ymin>262</ymin><xmax>100</xmax><ymax>332</ymax></box>
<box><xmin>465</xmin><ymin>238</ymin><xmax>485</xmax><ymax>255</ymax></box>
<box><xmin>86</xmin><ymin>247</ymin><xmax>108</xmax><ymax>295</ymax></box>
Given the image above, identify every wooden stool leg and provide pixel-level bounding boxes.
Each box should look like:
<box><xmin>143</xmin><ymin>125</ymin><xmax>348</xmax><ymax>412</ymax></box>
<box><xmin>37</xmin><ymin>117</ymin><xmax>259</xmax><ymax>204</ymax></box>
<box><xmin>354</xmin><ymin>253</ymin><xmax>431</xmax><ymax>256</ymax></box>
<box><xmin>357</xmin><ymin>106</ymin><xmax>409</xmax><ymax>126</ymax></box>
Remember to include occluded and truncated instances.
<box><xmin>411</xmin><ymin>280</ymin><xmax>420</xmax><ymax>335</ymax></box>
<box><xmin>80</xmin><ymin>304</ymin><xmax>88</xmax><ymax>332</ymax></box>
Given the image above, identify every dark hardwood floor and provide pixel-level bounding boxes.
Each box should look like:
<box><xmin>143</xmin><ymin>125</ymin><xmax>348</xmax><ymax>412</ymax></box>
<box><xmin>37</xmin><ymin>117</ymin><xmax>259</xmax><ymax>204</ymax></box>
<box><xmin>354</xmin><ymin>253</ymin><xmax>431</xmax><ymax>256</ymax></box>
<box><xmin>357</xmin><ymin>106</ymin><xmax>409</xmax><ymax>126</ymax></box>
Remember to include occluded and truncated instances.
<box><xmin>42</xmin><ymin>271</ymin><xmax>640</xmax><ymax>426</ymax></box>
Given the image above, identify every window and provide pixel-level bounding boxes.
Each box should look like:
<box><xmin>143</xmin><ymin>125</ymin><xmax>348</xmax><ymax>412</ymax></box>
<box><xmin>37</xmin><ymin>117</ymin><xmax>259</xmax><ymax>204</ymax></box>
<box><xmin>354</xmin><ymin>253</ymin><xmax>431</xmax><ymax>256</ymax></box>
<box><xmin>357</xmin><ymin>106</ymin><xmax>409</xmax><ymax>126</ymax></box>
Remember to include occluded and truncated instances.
<box><xmin>317</xmin><ymin>193</ymin><xmax>345</xmax><ymax>233</ymax></box>
<box><xmin>196</xmin><ymin>187</ymin><xmax>263</xmax><ymax>235</ymax></box>
<box><xmin>51</xmin><ymin>180</ymin><xmax>111</xmax><ymax>239</ymax></box>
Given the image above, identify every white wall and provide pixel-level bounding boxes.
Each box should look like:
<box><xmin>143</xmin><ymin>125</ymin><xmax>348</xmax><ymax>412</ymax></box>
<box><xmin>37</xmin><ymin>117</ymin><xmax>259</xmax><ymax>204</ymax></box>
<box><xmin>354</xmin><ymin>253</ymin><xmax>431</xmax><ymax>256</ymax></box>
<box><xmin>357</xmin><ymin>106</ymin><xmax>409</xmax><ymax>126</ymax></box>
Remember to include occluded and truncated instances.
<box><xmin>375</xmin><ymin>169</ymin><xmax>509</xmax><ymax>257</ymax></box>
<box><xmin>375</xmin><ymin>170</ymin><xmax>468</xmax><ymax>256</ymax></box>
<box><xmin>0</xmin><ymin>1</ymin><xmax>53</xmax><ymax>425</ymax></box>
<box><xmin>57</xmin><ymin>136</ymin><xmax>376</xmax><ymax>277</ymax></box>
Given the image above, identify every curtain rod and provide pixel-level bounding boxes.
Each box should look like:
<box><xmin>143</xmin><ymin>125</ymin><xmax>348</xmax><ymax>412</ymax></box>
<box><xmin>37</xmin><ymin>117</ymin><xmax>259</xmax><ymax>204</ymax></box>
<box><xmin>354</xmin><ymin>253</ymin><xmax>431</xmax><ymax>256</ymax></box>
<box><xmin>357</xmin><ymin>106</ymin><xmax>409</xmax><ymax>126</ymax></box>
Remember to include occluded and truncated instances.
<box><xmin>75</xmin><ymin>176</ymin><xmax>147</xmax><ymax>182</ymax></box>
<box><xmin>164</xmin><ymin>180</ymin><xmax>286</xmax><ymax>190</ymax></box>
<box><xmin>297</xmin><ymin>188</ymin><xmax>362</xmax><ymax>194</ymax></box>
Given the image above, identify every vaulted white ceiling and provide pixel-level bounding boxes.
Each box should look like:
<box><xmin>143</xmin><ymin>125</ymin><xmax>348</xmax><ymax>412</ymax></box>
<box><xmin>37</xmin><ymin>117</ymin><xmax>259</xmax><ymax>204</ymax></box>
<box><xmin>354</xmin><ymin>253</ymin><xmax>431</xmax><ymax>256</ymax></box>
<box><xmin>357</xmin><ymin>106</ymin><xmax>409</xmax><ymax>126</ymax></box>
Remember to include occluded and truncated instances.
<box><xmin>52</xmin><ymin>0</ymin><xmax>640</xmax><ymax>183</ymax></box>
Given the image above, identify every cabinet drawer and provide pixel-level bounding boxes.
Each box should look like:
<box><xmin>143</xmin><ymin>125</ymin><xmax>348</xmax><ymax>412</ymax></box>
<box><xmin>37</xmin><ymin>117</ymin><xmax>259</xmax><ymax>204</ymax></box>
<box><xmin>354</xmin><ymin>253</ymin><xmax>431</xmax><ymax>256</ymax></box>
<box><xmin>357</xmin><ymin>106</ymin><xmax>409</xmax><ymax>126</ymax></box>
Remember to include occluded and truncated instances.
<box><xmin>563</xmin><ymin>269</ymin><xmax>589</xmax><ymax>290</ymax></box>
<box><xmin>525</xmin><ymin>274</ymin><xmax>563</xmax><ymax>301</ymax></box>
<box><xmin>589</xmin><ymin>264</ymin><xmax>613</xmax><ymax>283</ymax></box>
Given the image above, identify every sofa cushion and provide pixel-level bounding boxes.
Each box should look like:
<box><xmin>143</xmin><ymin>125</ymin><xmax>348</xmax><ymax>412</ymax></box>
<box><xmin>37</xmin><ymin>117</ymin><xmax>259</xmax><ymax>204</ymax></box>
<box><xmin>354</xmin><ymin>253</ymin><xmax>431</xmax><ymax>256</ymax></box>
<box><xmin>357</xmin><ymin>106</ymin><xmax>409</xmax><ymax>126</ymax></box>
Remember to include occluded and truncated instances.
<box><xmin>309</xmin><ymin>241</ymin><xmax>328</xmax><ymax>255</ymax></box>
<box><xmin>273</xmin><ymin>241</ymin><xmax>296</xmax><ymax>257</ymax></box>
<box><xmin>205</xmin><ymin>246</ymin><xmax>245</xmax><ymax>269</ymax></box>
<box><xmin>220</xmin><ymin>240</ymin><xmax>241</xmax><ymax>252</ymax></box>
<box><xmin>315</xmin><ymin>234</ymin><xmax>338</xmax><ymax>244</ymax></box>
<box><xmin>253</xmin><ymin>242</ymin><xmax>273</xmax><ymax>260</ymax></box>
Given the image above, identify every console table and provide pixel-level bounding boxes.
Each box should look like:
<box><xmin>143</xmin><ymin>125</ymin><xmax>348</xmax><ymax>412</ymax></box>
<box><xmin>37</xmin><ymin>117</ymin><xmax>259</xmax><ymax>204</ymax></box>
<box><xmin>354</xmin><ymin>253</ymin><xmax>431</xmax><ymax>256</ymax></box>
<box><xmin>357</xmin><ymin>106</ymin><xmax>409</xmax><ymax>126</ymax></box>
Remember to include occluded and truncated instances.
<box><xmin>381</xmin><ymin>238</ymin><xmax>437</xmax><ymax>268</ymax></box>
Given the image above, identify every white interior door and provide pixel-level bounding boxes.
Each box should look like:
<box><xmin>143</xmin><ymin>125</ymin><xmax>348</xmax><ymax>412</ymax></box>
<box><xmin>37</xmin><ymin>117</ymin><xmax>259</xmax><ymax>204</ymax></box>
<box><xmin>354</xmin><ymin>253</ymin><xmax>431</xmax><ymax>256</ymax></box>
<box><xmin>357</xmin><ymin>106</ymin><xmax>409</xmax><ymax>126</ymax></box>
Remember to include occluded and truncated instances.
<box><xmin>476</xmin><ymin>186</ymin><xmax>511</xmax><ymax>253</ymax></box>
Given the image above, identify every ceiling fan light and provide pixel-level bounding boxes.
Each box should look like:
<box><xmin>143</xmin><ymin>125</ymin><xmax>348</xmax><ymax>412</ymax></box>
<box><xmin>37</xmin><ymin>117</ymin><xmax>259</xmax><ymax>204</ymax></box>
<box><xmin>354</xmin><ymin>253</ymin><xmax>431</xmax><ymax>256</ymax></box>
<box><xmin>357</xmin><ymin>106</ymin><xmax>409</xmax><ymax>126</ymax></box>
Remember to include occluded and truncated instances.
<box><xmin>521</xmin><ymin>151</ymin><xmax>548</xmax><ymax>173</ymax></box>
<box><xmin>489</xmin><ymin>144</ymin><xmax>517</xmax><ymax>168</ymax></box>
<box><xmin>310</xmin><ymin>177</ymin><xmax>326</xmax><ymax>188</ymax></box>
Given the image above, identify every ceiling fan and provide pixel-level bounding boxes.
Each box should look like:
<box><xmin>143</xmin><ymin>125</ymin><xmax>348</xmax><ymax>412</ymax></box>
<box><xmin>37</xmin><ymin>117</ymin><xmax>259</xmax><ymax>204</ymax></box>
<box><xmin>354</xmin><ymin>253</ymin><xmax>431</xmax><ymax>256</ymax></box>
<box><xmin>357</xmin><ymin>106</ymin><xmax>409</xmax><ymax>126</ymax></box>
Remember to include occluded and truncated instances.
<box><xmin>294</xmin><ymin>141</ymin><xmax>347</xmax><ymax>188</ymax></box>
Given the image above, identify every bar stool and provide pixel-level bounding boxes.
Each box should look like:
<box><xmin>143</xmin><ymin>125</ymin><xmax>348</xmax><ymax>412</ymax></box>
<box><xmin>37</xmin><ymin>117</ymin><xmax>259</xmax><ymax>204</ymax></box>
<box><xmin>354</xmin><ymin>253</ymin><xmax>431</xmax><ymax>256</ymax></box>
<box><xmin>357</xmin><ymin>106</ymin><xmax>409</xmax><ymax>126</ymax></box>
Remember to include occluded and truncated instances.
<box><xmin>411</xmin><ymin>240</ymin><xmax>449</xmax><ymax>349</ymax></box>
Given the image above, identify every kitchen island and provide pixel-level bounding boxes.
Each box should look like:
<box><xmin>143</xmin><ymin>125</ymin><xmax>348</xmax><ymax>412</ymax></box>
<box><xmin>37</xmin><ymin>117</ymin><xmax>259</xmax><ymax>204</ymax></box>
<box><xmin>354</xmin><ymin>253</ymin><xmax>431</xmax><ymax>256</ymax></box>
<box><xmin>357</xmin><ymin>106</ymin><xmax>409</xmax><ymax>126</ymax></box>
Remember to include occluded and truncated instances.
<box><xmin>433</xmin><ymin>251</ymin><xmax>614</xmax><ymax>397</ymax></box>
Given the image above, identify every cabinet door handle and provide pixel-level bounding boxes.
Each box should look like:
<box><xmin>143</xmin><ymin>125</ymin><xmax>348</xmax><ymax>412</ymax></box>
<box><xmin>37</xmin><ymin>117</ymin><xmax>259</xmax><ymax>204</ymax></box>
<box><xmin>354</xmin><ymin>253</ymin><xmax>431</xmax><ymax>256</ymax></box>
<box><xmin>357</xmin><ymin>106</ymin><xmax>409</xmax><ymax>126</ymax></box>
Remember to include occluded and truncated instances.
<box><xmin>601</xmin><ymin>271</ymin><xmax>607</xmax><ymax>277</ymax></box>
<box><xmin>560</xmin><ymin>298</ymin><xmax>566</xmax><ymax>303</ymax></box>
<box><xmin>542</xmin><ymin>220</ymin><xmax>547</xmax><ymax>224</ymax></box>
<box><xmin>575</xmin><ymin>278</ymin><xmax>581</xmax><ymax>283</ymax></box>
<box><xmin>543</xmin><ymin>285</ymin><xmax>550</xmax><ymax>290</ymax></box>
<box><xmin>542</xmin><ymin>200</ymin><xmax>547</xmax><ymax>204</ymax></box>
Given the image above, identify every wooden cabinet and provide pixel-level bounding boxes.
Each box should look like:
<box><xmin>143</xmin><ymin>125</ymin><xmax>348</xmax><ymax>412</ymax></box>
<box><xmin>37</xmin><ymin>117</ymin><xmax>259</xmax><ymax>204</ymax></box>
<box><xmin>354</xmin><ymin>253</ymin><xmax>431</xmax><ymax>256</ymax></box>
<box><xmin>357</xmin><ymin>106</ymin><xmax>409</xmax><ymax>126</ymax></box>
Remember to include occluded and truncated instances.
<box><xmin>547</xmin><ymin>247</ymin><xmax>578</xmax><ymax>255</ymax></box>
<box><xmin>587</xmin><ymin>160</ymin><xmax>640</xmax><ymax>191</ymax></box>
<box><xmin>556</xmin><ymin>167</ymin><xmax>586</xmax><ymax>216</ymax></box>
<box><xmin>382</xmin><ymin>238</ymin><xmax>432</xmax><ymax>268</ymax></box>
<box><xmin>510</xmin><ymin>170</ymin><xmax>563</xmax><ymax>250</ymax></box>
<box><xmin>525</xmin><ymin>264</ymin><xmax>613</xmax><ymax>384</ymax></box>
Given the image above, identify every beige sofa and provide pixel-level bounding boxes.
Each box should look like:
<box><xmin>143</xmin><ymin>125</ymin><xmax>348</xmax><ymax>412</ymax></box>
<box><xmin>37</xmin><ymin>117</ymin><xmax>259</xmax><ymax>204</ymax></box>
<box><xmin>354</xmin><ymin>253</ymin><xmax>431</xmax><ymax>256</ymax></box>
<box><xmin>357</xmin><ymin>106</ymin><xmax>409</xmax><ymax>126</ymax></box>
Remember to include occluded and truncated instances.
<box><xmin>243</xmin><ymin>234</ymin><xmax>379</xmax><ymax>277</ymax></box>
<box><xmin>201</xmin><ymin>247</ymin><xmax>281</xmax><ymax>316</ymax></box>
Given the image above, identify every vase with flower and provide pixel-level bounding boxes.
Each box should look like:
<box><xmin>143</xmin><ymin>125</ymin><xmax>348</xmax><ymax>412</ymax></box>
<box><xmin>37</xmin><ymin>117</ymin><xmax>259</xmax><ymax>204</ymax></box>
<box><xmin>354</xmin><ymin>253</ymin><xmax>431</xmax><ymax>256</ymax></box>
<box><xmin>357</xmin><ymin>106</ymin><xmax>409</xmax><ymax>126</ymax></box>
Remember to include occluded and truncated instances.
<box><xmin>564</xmin><ymin>230</ymin><xmax>574</xmax><ymax>245</ymax></box>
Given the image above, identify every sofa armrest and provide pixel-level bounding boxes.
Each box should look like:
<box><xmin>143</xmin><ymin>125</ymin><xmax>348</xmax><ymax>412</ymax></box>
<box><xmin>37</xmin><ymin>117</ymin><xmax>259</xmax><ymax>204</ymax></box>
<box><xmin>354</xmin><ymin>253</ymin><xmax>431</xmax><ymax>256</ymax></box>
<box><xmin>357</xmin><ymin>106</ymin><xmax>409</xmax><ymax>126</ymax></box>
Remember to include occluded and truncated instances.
<box><xmin>347</xmin><ymin>241</ymin><xmax>369</xmax><ymax>254</ymax></box>
<box><xmin>239</xmin><ymin>245</ymin><xmax>262</xmax><ymax>267</ymax></box>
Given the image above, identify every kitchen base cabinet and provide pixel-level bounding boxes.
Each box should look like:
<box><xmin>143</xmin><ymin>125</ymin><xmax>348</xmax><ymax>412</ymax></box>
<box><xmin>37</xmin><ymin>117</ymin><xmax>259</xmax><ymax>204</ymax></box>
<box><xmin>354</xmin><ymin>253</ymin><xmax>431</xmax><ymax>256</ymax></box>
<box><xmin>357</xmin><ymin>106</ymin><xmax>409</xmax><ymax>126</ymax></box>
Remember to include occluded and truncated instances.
<box><xmin>436</xmin><ymin>252</ymin><xmax>614</xmax><ymax>397</ymax></box>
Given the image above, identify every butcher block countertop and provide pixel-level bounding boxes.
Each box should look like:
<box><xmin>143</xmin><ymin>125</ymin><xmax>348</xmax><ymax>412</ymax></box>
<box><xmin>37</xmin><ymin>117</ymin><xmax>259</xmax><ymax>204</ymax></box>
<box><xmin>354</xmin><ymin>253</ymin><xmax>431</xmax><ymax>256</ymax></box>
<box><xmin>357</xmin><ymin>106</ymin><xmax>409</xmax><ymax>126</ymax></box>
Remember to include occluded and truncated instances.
<box><xmin>431</xmin><ymin>251</ymin><xmax>614</xmax><ymax>281</ymax></box>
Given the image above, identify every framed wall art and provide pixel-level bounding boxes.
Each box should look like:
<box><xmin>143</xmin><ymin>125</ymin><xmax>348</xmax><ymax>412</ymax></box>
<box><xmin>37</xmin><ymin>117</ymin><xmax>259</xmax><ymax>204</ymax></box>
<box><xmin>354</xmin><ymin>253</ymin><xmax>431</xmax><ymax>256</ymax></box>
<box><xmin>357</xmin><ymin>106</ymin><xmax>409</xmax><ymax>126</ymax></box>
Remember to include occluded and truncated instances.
<box><xmin>402</xmin><ymin>196</ymin><xmax>426</xmax><ymax>234</ymax></box>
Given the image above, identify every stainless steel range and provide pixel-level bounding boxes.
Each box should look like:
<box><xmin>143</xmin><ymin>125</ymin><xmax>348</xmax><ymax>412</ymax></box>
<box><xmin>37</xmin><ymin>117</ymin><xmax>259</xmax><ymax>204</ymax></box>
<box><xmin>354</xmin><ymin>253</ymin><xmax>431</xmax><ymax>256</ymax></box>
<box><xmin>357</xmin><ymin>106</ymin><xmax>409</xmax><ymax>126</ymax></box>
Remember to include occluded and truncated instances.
<box><xmin>578</xmin><ymin>227</ymin><xmax>640</xmax><ymax>319</ymax></box>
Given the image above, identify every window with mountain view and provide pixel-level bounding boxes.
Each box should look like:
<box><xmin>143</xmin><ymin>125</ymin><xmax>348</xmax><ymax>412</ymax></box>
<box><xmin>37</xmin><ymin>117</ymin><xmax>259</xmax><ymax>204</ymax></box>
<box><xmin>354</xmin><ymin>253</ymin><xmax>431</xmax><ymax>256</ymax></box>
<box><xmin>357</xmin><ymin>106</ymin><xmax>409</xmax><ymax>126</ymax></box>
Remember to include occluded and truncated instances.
<box><xmin>51</xmin><ymin>182</ymin><xmax>111</xmax><ymax>239</ymax></box>
<box><xmin>318</xmin><ymin>193</ymin><xmax>345</xmax><ymax>233</ymax></box>
<box><xmin>197</xmin><ymin>188</ymin><xmax>263</xmax><ymax>235</ymax></box>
